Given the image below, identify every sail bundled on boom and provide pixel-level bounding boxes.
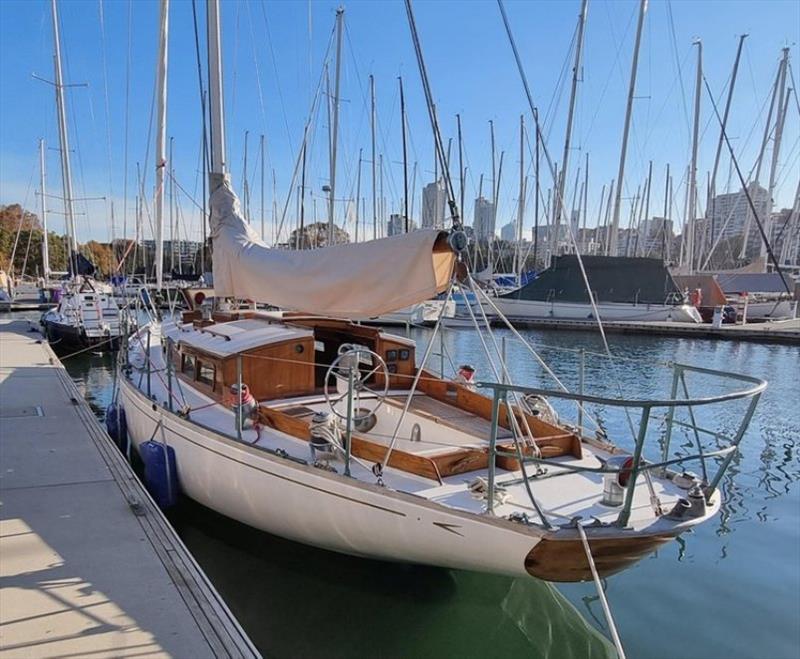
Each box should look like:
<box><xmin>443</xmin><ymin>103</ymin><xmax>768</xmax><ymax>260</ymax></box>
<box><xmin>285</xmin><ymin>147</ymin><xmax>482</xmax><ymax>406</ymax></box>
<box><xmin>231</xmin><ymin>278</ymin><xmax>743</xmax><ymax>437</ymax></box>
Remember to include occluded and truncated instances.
<box><xmin>209</xmin><ymin>174</ymin><xmax>455</xmax><ymax>317</ymax></box>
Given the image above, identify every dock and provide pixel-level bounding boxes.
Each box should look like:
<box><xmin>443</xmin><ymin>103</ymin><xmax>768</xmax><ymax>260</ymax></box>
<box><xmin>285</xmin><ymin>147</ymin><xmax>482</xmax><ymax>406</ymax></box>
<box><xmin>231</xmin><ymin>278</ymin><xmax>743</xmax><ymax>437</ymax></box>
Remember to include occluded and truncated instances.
<box><xmin>503</xmin><ymin>316</ymin><xmax>800</xmax><ymax>345</ymax></box>
<box><xmin>0</xmin><ymin>320</ymin><xmax>259</xmax><ymax>658</ymax></box>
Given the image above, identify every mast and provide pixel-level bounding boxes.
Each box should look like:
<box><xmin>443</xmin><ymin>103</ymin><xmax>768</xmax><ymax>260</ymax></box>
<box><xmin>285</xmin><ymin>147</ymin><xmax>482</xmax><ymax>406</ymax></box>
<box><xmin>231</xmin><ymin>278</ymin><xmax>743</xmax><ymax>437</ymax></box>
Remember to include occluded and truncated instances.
<box><xmin>399</xmin><ymin>76</ymin><xmax>409</xmax><ymax>231</ymax></box>
<box><xmin>51</xmin><ymin>0</ymin><xmax>77</xmax><ymax>266</ymax></box>
<box><xmin>355</xmin><ymin>148</ymin><xmax>362</xmax><ymax>242</ymax></box>
<box><xmin>260</xmin><ymin>134</ymin><xmax>265</xmax><ymax>240</ymax></box>
<box><xmin>609</xmin><ymin>0</ymin><xmax>647</xmax><ymax>256</ymax></box>
<box><xmin>370</xmin><ymin>75</ymin><xmax>377</xmax><ymax>240</ymax></box>
<box><xmin>709</xmin><ymin>34</ymin><xmax>747</xmax><ymax>245</ymax></box>
<box><xmin>581</xmin><ymin>152</ymin><xmax>589</xmax><ymax>250</ymax></box>
<box><xmin>328</xmin><ymin>7</ymin><xmax>345</xmax><ymax>246</ymax></box>
<box><xmin>533</xmin><ymin>108</ymin><xmax>540</xmax><ymax>267</ymax></box>
<box><xmin>637</xmin><ymin>159</ymin><xmax>652</xmax><ymax>257</ymax></box>
<box><xmin>457</xmin><ymin>114</ymin><xmax>465</xmax><ymax>222</ymax></box>
<box><xmin>762</xmin><ymin>47</ymin><xmax>790</xmax><ymax>266</ymax></box>
<box><xmin>39</xmin><ymin>138</ymin><xmax>50</xmax><ymax>281</ymax></box>
<box><xmin>169</xmin><ymin>136</ymin><xmax>174</xmax><ymax>272</ymax></box>
<box><xmin>516</xmin><ymin>114</ymin><xmax>525</xmax><ymax>281</ymax></box>
<box><xmin>685</xmin><ymin>40</ymin><xmax>702</xmax><ymax>273</ymax></box>
<box><xmin>154</xmin><ymin>0</ymin><xmax>169</xmax><ymax>290</ymax></box>
<box><xmin>662</xmin><ymin>164</ymin><xmax>670</xmax><ymax>261</ymax></box>
<box><xmin>554</xmin><ymin>0</ymin><xmax>588</xmax><ymax>248</ymax></box>
<box><xmin>207</xmin><ymin>0</ymin><xmax>226</xmax><ymax>178</ymax></box>
<box><xmin>741</xmin><ymin>56</ymin><xmax>782</xmax><ymax>259</ymax></box>
<box><xmin>299</xmin><ymin>141</ymin><xmax>307</xmax><ymax>248</ymax></box>
<box><xmin>243</xmin><ymin>130</ymin><xmax>250</xmax><ymax>221</ymax></box>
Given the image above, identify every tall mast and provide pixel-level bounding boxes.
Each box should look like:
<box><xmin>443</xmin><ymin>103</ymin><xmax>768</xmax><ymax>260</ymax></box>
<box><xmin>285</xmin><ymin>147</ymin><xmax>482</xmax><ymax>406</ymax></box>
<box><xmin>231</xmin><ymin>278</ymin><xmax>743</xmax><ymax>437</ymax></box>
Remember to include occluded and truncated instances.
<box><xmin>355</xmin><ymin>148</ymin><xmax>362</xmax><ymax>242</ymax></box>
<box><xmin>39</xmin><ymin>138</ymin><xmax>50</xmax><ymax>281</ymax></box>
<box><xmin>328</xmin><ymin>7</ymin><xmax>345</xmax><ymax>246</ymax></box>
<box><xmin>685</xmin><ymin>40</ymin><xmax>702</xmax><ymax>274</ymax></box>
<box><xmin>637</xmin><ymin>159</ymin><xmax>652</xmax><ymax>257</ymax></box>
<box><xmin>762</xmin><ymin>47</ymin><xmax>790</xmax><ymax>266</ymax></box>
<box><xmin>169</xmin><ymin>136</ymin><xmax>174</xmax><ymax>272</ymax></box>
<box><xmin>457</xmin><ymin>114</ymin><xmax>465</xmax><ymax>221</ymax></box>
<box><xmin>554</xmin><ymin>0</ymin><xmax>588</xmax><ymax>247</ymax></box>
<box><xmin>709</xmin><ymin>34</ymin><xmax>747</xmax><ymax>244</ymax></box>
<box><xmin>243</xmin><ymin>130</ymin><xmax>250</xmax><ymax>221</ymax></box>
<box><xmin>533</xmin><ymin>108</ymin><xmax>540</xmax><ymax>267</ymax></box>
<box><xmin>740</xmin><ymin>57</ymin><xmax>781</xmax><ymax>259</ymax></box>
<box><xmin>50</xmin><ymin>0</ymin><xmax>77</xmax><ymax>261</ymax></box>
<box><xmin>370</xmin><ymin>75</ymin><xmax>377</xmax><ymax>240</ymax></box>
<box><xmin>207</xmin><ymin>0</ymin><xmax>226</xmax><ymax>178</ymax></box>
<box><xmin>299</xmin><ymin>141</ymin><xmax>307</xmax><ymax>248</ymax></box>
<box><xmin>516</xmin><ymin>114</ymin><xmax>525</xmax><ymax>280</ymax></box>
<box><xmin>154</xmin><ymin>0</ymin><xmax>169</xmax><ymax>289</ymax></box>
<box><xmin>609</xmin><ymin>0</ymin><xmax>647</xmax><ymax>256</ymax></box>
<box><xmin>662</xmin><ymin>165</ymin><xmax>671</xmax><ymax>261</ymax></box>
<box><xmin>260</xmin><ymin>134</ymin><xmax>265</xmax><ymax>240</ymax></box>
<box><xmin>399</xmin><ymin>76</ymin><xmax>409</xmax><ymax>231</ymax></box>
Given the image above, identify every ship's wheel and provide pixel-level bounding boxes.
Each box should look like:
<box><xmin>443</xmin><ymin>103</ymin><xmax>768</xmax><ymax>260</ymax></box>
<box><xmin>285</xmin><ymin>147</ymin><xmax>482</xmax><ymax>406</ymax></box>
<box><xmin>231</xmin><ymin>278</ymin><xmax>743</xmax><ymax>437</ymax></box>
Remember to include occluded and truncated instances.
<box><xmin>324</xmin><ymin>345</ymin><xmax>389</xmax><ymax>425</ymax></box>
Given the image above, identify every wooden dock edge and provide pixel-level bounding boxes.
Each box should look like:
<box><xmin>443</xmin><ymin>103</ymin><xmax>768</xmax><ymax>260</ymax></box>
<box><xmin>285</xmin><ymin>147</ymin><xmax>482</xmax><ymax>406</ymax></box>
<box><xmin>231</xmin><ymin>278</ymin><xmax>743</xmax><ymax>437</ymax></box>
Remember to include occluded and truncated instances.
<box><xmin>46</xmin><ymin>341</ymin><xmax>261</xmax><ymax>659</ymax></box>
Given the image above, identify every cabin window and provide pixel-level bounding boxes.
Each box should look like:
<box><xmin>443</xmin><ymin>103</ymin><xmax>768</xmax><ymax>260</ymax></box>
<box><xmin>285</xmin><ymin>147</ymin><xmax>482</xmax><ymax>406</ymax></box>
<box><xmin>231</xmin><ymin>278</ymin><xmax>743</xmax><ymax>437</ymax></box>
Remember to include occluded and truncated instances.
<box><xmin>197</xmin><ymin>361</ymin><xmax>216</xmax><ymax>389</ymax></box>
<box><xmin>182</xmin><ymin>354</ymin><xmax>196</xmax><ymax>378</ymax></box>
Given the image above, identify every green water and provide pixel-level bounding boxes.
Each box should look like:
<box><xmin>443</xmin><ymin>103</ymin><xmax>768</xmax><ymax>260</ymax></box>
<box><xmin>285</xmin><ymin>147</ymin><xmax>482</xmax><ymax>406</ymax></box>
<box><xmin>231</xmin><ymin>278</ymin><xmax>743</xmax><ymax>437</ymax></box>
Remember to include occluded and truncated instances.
<box><xmin>39</xmin><ymin>313</ymin><xmax>799</xmax><ymax>659</ymax></box>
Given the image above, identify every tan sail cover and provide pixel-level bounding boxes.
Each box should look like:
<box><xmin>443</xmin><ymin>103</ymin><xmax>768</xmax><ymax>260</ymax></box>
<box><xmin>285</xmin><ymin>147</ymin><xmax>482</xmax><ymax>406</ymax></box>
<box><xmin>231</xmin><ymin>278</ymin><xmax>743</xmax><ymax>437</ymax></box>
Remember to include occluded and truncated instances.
<box><xmin>209</xmin><ymin>175</ymin><xmax>455</xmax><ymax>317</ymax></box>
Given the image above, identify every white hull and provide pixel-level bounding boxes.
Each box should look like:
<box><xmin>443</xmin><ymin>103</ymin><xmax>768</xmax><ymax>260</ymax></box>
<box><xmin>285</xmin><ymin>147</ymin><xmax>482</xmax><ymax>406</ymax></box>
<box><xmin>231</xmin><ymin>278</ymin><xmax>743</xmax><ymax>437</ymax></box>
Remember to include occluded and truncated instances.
<box><xmin>488</xmin><ymin>298</ymin><xmax>703</xmax><ymax>323</ymax></box>
<box><xmin>119</xmin><ymin>376</ymin><xmax>538</xmax><ymax>577</ymax></box>
<box><xmin>365</xmin><ymin>299</ymin><xmax>457</xmax><ymax>326</ymax></box>
<box><xmin>742</xmin><ymin>299</ymin><xmax>797</xmax><ymax>322</ymax></box>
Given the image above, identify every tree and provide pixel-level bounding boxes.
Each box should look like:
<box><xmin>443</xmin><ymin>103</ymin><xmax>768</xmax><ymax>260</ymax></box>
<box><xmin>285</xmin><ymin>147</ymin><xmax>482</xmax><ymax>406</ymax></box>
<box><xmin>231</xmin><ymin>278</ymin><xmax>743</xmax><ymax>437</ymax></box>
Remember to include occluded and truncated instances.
<box><xmin>287</xmin><ymin>222</ymin><xmax>350</xmax><ymax>249</ymax></box>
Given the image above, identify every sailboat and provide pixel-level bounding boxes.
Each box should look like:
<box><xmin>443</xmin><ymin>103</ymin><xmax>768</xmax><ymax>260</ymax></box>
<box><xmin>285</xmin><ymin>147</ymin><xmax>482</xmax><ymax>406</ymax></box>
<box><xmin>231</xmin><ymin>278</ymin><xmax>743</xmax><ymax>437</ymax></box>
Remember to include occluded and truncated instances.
<box><xmin>40</xmin><ymin>0</ymin><xmax>121</xmax><ymax>352</ymax></box>
<box><xmin>116</xmin><ymin>0</ymin><xmax>764</xmax><ymax>584</ymax></box>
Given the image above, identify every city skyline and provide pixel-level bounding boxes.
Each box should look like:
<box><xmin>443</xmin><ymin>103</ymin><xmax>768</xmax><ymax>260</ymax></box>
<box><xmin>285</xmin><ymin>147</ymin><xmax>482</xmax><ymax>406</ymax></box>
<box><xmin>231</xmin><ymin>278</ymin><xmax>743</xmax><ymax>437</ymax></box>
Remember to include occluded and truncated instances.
<box><xmin>0</xmin><ymin>0</ymin><xmax>798</xmax><ymax>248</ymax></box>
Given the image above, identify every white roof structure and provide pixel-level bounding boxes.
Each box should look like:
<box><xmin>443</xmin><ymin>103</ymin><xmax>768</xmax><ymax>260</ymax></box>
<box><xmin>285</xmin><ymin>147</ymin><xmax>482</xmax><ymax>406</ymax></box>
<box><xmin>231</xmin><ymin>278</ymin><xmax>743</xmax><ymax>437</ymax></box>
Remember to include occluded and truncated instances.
<box><xmin>178</xmin><ymin>319</ymin><xmax>312</xmax><ymax>358</ymax></box>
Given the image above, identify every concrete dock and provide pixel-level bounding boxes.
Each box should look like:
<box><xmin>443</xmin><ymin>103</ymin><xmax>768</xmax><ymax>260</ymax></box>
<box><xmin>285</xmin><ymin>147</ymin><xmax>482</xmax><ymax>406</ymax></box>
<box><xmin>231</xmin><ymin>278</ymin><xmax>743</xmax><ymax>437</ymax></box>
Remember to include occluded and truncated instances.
<box><xmin>504</xmin><ymin>316</ymin><xmax>800</xmax><ymax>345</ymax></box>
<box><xmin>0</xmin><ymin>320</ymin><xmax>258</xmax><ymax>658</ymax></box>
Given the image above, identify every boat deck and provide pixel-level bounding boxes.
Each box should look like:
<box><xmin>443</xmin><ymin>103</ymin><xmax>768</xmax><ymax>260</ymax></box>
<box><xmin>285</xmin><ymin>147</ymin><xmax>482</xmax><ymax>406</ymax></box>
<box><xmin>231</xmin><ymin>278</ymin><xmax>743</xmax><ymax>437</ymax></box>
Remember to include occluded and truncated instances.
<box><xmin>0</xmin><ymin>320</ymin><xmax>257</xmax><ymax>658</ymax></box>
<box><xmin>139</xmin><ymin>326</ymin><xmax>691</xmax><ymax>532</ymax></box>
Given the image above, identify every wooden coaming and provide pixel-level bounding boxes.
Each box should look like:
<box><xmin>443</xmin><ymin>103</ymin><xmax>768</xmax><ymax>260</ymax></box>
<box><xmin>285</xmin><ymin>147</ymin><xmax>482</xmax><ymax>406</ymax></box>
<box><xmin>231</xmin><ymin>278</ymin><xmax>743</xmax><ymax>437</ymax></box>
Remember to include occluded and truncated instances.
<box><xmin>417</xmin><ymin>370</ymin><xmax>582</xmax><ymax>460</ymax></box>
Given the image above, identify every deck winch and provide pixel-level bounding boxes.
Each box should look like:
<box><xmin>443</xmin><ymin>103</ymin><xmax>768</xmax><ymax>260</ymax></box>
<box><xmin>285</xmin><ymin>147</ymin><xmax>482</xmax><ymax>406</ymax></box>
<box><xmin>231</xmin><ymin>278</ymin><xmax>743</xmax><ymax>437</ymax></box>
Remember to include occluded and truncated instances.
<box><xmin>309</xmin><ymin>411</ymin><xmax>341</xmax><ymax>465</ymax></box>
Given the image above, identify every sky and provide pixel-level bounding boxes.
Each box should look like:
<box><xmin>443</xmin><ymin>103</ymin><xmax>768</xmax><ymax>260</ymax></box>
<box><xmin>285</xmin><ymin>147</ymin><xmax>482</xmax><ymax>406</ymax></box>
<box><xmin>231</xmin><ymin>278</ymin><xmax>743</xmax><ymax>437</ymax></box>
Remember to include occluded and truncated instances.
<box><xmin>0</xmin><ymin>0</ymin><xmax>798</xmax><ymax>246</ymax></box>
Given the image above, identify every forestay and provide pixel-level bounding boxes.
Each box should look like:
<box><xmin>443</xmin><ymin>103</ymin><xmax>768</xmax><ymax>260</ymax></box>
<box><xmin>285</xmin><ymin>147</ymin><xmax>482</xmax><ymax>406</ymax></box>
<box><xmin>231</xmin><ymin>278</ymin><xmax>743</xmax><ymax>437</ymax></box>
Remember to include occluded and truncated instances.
<box><xmin>209</xmin><ymin>174</ymin><xmax>455</xmax><ymax>317</ymax></box>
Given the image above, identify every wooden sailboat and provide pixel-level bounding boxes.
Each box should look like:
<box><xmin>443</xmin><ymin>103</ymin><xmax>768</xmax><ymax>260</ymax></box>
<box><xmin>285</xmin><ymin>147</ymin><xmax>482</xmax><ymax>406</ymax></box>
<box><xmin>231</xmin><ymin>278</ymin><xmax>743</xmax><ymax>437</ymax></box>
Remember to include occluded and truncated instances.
<box><xmin>117</xmin><ymin>0</ymin><xmax>765</xmax><ymax>584</ymax></box>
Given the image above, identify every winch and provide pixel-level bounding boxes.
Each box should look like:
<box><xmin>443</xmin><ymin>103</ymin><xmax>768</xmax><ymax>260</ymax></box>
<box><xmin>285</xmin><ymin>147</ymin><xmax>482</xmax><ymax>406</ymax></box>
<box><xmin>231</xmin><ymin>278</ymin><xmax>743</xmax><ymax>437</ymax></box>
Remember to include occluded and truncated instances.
<box><xmin>309</xmin><ymin>411</ymin><xmax>341</xmax><ymax>464</ymax></box>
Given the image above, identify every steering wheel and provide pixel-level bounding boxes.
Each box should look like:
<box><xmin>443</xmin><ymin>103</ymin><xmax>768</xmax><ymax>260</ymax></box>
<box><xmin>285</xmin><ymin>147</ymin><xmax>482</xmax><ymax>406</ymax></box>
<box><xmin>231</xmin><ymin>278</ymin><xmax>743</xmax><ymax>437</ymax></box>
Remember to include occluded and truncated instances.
<box><xmin>324</xmin><ymin>345</ymin><xmax>389</xmax><ymax>423</ymax></box>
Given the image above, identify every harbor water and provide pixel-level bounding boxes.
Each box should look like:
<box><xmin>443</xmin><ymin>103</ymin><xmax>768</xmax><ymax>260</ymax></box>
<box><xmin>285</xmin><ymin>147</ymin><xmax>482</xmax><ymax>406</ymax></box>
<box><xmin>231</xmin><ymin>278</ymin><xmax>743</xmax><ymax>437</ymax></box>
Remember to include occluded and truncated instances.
<box><xmin>14</xmin><ymin>311</ymin><xmax>799</xmax><ymax>659</ymax></box>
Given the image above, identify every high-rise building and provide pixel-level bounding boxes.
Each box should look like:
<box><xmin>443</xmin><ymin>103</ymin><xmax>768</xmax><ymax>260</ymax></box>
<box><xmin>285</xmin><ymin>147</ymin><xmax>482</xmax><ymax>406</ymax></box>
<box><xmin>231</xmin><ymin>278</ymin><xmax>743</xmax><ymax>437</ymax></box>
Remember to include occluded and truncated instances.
<box><xmin>422</xmin><ymin>179</ymin><xmax>446</xmax><ymax>229</ymax></box>
<box><xmin>387</xmin><ymin>214</ymin><xmax>416</xmax><ymax>236</ymax></box>
<box><xmin>473</xmin><ymin>196</ymin><xmax>495</xmax><ymax>240</ymax></box>
<box><xmin>500</xmin><ymin>221</ymin><xmax>516</xmax><ymax>242</ymax></box>
<box><xmin>707</xmin><ymin>183</ymin><xmax>769</xmax><ymax>248</ymax></box>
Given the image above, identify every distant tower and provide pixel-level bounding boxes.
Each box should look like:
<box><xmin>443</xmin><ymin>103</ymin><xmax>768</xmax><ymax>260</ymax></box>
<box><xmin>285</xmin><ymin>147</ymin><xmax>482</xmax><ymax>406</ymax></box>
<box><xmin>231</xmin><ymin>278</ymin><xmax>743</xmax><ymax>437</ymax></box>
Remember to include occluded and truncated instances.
<box><xmin>421</xmin><ymin>179</ymin><xmax>446</xmax><ymax>229</ymax></box>
<box><xmin>473</xmin><ymin>196</ymin><xmax>495</xmax><ymax>239</ymax></box>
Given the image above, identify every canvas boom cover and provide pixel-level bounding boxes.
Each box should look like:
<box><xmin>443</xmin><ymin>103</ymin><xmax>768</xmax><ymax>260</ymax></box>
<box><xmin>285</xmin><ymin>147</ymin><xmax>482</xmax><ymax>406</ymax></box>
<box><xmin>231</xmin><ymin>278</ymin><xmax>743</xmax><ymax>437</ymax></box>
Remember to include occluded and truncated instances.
<box><xmin>209</xmin><ymin>175</ymin><xmax>455</xmax><ymax>317</ymax></box>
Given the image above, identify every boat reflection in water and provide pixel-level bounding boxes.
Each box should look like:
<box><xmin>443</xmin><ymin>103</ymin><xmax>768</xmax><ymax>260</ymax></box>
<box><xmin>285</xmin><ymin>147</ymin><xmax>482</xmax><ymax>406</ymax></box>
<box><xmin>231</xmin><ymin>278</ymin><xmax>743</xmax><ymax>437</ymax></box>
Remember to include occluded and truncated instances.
<box><xmin>168</xmin><ymin>498</ymin><xmax>615</xmax><ymax>659</ymax></box>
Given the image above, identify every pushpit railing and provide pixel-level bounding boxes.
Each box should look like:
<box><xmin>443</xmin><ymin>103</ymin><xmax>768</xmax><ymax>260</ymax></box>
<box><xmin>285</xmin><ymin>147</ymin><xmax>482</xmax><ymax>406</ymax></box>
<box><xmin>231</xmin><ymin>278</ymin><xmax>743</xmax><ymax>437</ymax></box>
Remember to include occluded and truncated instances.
<box><xmin>478</xmin><ymin>362</ymin><xmax>766</xmax><ymax>527</ymax></box>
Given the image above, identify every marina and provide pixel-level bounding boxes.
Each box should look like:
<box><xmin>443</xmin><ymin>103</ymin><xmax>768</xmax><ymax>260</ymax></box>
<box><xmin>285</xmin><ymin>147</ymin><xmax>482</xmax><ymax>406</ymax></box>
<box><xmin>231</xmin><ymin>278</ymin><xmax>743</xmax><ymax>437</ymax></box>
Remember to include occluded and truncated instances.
<box><xmin>1</xmin><ymin>0</ymin><xmax>799</xmax><ymax>657</ymax></box>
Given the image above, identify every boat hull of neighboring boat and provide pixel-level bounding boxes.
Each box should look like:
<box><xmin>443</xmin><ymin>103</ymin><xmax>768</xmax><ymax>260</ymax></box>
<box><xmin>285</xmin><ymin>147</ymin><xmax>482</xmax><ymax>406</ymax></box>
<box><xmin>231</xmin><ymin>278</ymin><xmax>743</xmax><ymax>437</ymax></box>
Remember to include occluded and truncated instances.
<box><xmin>485</xmin><ymin>298</ymin><xmax>703</xmax><ymax>323</ymax></box>
<box><xmin>41</xmin><ymin>317</ymin><xmax>120</xmax><ymax>352</ymax></box>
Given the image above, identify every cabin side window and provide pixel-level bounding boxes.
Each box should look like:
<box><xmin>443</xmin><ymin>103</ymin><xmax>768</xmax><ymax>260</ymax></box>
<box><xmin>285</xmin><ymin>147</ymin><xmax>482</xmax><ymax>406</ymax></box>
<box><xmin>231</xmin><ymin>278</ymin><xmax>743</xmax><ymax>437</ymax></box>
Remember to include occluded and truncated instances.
<box><xmin>197</xmin><ymin>360</ymin><xmax>216</xmax><ymax>389</ymax></box>
<box><xmin>182</xmin><ymin>354</ymin><xmax>196</xmax><ymax>378</ymax></box>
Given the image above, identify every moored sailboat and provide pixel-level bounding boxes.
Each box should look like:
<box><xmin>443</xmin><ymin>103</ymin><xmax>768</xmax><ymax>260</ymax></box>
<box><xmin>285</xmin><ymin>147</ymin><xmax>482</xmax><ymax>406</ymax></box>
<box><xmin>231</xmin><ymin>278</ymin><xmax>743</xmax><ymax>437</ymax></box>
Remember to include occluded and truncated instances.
<box><xmin>115</xmin><ymin>0</ymin><xmax>765</xmax><ymax>585</ymax></box>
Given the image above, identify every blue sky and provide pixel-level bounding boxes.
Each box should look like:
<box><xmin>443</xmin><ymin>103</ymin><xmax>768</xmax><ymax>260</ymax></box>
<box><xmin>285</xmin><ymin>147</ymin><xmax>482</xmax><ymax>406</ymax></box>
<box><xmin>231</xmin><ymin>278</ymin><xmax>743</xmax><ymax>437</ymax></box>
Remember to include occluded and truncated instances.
<box><xmin>0</xmin><ymin>0</ymin><xmax>798</xmax><ymax>245</ymax></box>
